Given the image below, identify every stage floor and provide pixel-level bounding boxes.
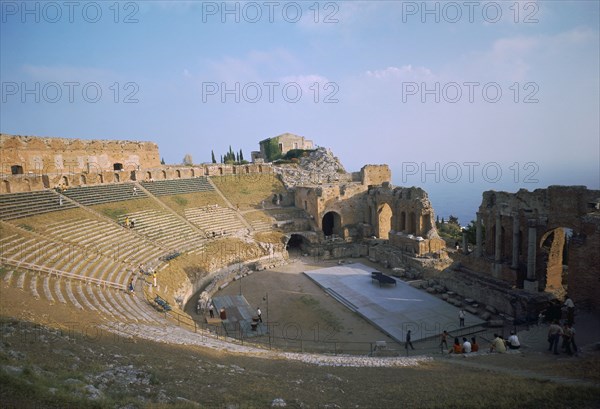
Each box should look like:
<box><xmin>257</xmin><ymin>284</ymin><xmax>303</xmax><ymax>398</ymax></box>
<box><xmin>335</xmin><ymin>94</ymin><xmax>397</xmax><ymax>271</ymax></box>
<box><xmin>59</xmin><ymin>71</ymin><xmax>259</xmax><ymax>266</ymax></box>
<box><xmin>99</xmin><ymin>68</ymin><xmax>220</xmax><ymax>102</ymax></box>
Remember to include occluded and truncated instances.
<box><xmin>304</xmin><ymin>263</ymin><xmax>484</xmax><ymax>343</ymax></box>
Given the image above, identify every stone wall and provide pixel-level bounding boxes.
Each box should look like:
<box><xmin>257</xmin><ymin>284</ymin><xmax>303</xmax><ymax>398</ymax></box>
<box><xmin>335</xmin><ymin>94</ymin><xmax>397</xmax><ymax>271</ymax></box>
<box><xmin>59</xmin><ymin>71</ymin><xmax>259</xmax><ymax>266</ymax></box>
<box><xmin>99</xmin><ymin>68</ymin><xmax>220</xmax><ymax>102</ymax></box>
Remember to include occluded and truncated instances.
<box><xmin>360</xmin><ymin>164</ymin><xmax>391</xmax><ymax>186</ymax></box>
<box><xmin>473</xmin><ymin>185</ymin><xmax>600</xmax><ymax>308</ymax></box>
<box><xmin>1</xmin><ymin>133</ymin><xmax>160</xmax><ymax>175</ymax></box>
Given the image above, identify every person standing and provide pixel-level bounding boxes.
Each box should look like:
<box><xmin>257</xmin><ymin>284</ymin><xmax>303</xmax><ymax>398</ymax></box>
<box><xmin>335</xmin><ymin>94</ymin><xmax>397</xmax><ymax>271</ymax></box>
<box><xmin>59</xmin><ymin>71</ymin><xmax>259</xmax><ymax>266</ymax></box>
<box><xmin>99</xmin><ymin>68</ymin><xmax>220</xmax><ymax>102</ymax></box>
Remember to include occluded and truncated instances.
<box><xmin>564</xmin><ymin>295</ymin><xmax>575</xmax><ymax>325</ymax></box>
<box><xmin>405</xmin><ymin>330</ymin><xmax>415</xmax><ymax>350</ymax></box>
<box><xmin>459</xmin><ymin>309</ymin><xmax>466</xmax><ymax>327</ymax></box>
<box><xmin>152</xmin><ymin>271</ymin><xmax>157</xmax><ymax>287</ymax></box>
<box><xmin>440</xmin><ymin>330</ymin><xmax>449</xmax><ymax>351</ymax></box>
<box><xmin>257</xmin><ymin>307</ymin><xmax>262</xmax><ymax>323</ymax></box>
<box><xmin>548</xmin><ymin>320</ymin><xmax>563</xmax><ymax>355</ymax></box>
<box><xmin>209</xmin><ymin>304</ymin><xmax>215</xmax><ymax>319</ymax></box>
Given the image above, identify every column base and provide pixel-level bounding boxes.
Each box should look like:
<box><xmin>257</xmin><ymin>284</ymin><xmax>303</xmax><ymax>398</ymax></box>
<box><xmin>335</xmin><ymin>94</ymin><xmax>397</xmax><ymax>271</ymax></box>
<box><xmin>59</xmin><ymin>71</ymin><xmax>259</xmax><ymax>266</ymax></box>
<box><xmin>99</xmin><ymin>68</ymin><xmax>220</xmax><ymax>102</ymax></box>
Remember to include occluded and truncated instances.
<box><xmin>523</xmin><ymin>280</ymin><xmax>539</xmax><ymax>292</ymax></box>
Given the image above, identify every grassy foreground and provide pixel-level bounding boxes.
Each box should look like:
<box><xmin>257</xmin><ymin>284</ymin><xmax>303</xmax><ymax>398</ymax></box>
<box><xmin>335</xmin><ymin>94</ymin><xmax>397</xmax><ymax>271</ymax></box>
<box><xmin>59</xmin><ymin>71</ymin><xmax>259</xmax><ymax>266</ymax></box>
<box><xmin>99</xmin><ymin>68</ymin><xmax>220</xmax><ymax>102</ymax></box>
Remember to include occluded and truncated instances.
<box><xmin>1</xmin><ymin>316</ymin><xmax>599</xmax><ymax>409</ymax></box>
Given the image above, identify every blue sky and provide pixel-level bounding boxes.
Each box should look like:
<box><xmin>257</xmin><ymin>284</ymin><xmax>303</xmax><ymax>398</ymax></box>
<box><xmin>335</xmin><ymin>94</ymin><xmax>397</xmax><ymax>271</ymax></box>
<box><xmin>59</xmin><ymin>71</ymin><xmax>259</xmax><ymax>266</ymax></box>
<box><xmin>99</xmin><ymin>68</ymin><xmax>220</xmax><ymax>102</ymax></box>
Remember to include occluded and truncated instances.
<box><xmin>1</xmin><ymin>1</ymin><xmax>599</xmax><ymax>224</ymax></box>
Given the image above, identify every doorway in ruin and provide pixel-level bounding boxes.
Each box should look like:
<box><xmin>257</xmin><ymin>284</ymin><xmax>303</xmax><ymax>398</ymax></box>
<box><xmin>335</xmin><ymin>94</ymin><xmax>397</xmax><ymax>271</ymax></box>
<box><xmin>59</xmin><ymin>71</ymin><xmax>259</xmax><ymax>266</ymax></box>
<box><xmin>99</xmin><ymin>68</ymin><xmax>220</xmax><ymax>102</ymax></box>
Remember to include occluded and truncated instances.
<box><xmin>60</xmin><ymin>176</ymin><xmax>69</xmax><ymax>186</ymax></box>
<box><xmin>286</xmin><ymin>234</ymin><xmax>308</xmax><ymax>257</ymax></box>
<box><xmin>539</xmin><ymin>227</ymin><xmax>572</xmax><ymax>296</ymax></box>
<box><xmin>113</xmin><ymin>163</ymin><xmax>123</xmax><ymax>171</ymax></box>
<box><xmin>322</xmin><ymin>211</ymin><xmax>341</xmax><ymax>237</ymax></box>
<box><xmin>11</xmin><ymin>165</ymin><xmax>23</xmax><ymax>175</ymax></box>
<box><xmin>3</xmin><ymin>180</ymin><xmax>10</xmax><ymax>193</ymax></box>
<box><xmin>377</xmin><ymin>203</ymin><xmax>393</xmax><ymax>239</ymax></box>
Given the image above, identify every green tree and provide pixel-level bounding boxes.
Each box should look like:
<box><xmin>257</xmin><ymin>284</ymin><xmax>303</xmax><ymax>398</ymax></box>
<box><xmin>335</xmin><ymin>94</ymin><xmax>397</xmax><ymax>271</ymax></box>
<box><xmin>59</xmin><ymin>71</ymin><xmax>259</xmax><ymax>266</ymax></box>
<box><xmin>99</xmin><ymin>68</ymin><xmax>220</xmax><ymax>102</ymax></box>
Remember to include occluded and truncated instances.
<box><xmin>239</xmin><ymin>149</ymin><xmax>244</xmax><ymax>162</ymax></box>
<box><xmin>211</xmin><ymin>150</ymin><xmax>216</xmax><ymax>164</ymax></box>
<box><xmin>160</xmin><ymin>157</ymin><xmax>165</xmax><ymax>165</ymax></box>
<box><xmin>448</xmin><ymin>215</ymin><xmax>460</xmax><ymax>226</ymax></box>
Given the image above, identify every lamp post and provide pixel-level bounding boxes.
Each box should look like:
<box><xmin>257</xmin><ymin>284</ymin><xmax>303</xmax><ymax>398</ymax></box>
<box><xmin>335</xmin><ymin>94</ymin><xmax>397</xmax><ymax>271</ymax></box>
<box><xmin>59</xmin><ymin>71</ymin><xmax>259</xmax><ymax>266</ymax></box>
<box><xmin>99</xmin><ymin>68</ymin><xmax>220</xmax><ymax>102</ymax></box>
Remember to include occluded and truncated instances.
<box><xmin>263</xmin><ymin>293</ymin><xmax>270</xmax><ymax>348</ymax></box>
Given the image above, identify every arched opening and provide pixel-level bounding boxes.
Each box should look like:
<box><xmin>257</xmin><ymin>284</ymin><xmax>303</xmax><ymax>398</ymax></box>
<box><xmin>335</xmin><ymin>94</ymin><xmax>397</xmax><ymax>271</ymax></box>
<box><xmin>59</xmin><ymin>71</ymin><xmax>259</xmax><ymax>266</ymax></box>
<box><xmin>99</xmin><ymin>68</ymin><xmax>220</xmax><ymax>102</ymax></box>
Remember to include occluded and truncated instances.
<box><xmin>114</xmin><ymin>173</ymin><xmax>120</xmax><ymax>182</ymax></box>
<box><xmin>190</xmin><ymin>168</ymin><xmax>195</xmax><ymax>177</ymax></box>
<box><xmin>24</xmin><ymin>178</ymin><xmax>31</xmax><ymax>192</ymax></box>
<box><xmin>322</xmin><ymin>211</ymin><xmax>341</xmax><ymax>237</ymax></box>
<box><xmin>218</xmin><ymin>167</ymin><xmax>223</xmax><ymax>175</ymax></box>
<box><xmin>377</xmin><ymin>203</ymin><xmax>393</xmax><ymax>239</ymax></box>
<box><xmin>161</xmin><ymin>170</ymin><xmax>167</xmax><ymax>179</ymax></box>
<box><xmin>146</xmin><ymin>171</ymin><xmax>152</xmax><ymax>181</ymax></box>
<box><xmin>245</xmin><ymin>166</ymin><xmax>250</xmax><ymax>174</ymax></box>
<box><xmin>539</xmin><ymin>227</ymin><xmax>571</xmax><ymax>296</ymax></box>
<box><xmin>60</xmin><ymin>176</ymin><xmax>69</xmax><ymax>186</ymax></box>
<box><xmin>98</xmin><ymin>173</ymin><xmax>104</xmax><ymax>183</ymax></box>
<box><xmin>176</xmin><ymin>169</ymin><xmax>181</xmax><ymax>178</ymax></box>
<box><xmin>399</xmin><ymin>211</ymin><xmax>406</xmax><ymax>231</ymax></box>
<box><xmin>3</xmin><ymin>180</ymin><xmax>11</xmax><ymax>193</ymax></box>
<box><xmin>80</xmin><ymin>174</ymin><xmax>87</xmax><ymax>185</ymax></box>
<box><xmin>130</xmin><ymin>170</ymin><xmax>137</xmax><ymax>181</ymax></box>
<box><xmin>11</xmin><ymin>165</ymin><xmax>23</xmax><ymax>175</ymax></box>
<box><xmin>422</xmin><ymin>213</ymin><xmax>432</xmax><ymax>233</ymax></box>
<box><xmin>409</xmin><ymin>212</ymin><xmax>417</xmax><ymax>235</ymax></box>
<box><xmin>113</xmin><ymin>163</ymin><xmax>123</xmax><ymax>171</ymax></box>
<box><xmin>286</xmin><ymin>234</ymin><xmax>307</xmax><ymax>257</ymax></box>
<box><xmin>258</xmin><ymin>165</ymin><xmax>263</xmax><ymax>173</ymax></box>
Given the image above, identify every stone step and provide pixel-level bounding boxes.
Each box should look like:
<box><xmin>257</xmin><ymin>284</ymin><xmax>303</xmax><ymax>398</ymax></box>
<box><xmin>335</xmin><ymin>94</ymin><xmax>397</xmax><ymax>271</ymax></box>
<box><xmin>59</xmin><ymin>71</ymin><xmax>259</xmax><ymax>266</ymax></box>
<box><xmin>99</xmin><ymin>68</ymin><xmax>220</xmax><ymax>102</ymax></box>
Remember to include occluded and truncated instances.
<box><xmin>43</xmin><ymin>276</ymin><xmax>55</xmax><ymax>303</ymax></box>
<box><xmin>29</xmin><ymin>274</ymin><xmax>40</xmax><ymax>299</ymax></box>
<box><xmin>65</xmin><ymin>280</ymin><xmax>84</xmax><ymax>310</ymax></box>
<box><xmin>54</xmin><ymin>280</ymin><xmax>67</xmax><ymax>304</ymax></box>
<box><xmin>16</xmin><ymin>272</ymin><xmax>26</xmax><ymax>289</ymax></box>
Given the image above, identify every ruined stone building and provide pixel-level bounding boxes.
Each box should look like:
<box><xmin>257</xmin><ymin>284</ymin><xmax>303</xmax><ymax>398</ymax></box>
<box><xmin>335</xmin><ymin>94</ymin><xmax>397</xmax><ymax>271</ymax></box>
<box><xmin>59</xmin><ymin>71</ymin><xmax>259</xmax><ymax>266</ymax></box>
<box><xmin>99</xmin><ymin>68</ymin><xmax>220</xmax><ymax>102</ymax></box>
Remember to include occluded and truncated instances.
<box><xmin>468</xmin><ymin>186</ymin><xmax>600</xmax><ymax>308</ymax></box>
<box><xmin>254</xmin><ymin>132</ymin><xmax>314</xmax><ymax>162</ymax></box>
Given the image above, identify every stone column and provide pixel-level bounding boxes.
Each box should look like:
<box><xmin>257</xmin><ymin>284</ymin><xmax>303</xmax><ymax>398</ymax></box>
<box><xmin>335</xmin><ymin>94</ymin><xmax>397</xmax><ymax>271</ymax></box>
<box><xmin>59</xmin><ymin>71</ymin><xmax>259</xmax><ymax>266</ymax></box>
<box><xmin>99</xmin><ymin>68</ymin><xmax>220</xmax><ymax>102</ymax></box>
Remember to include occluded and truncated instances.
<box><xmin>511</xmin><ymin>214</ymin><xmax>520</xmax><ymax>269</ymax></box>
<box><xmin>404</xmin><ymin>212</ymin><xmax>410</xmax><ymax>234</ymax></box>
<box><xmin>475</xmin><ymin>212</ymin><xmax>483</xmax><ymax>258</ymax></box>
<box><xmin>494</xmin><ymin>213</ymin><xmax>502</xmax><ymax>263</ymax></box>
<box><xmin>524</xmin><ymin>220</ymin><xmax>538</xmax><ymax>292</ymax></box>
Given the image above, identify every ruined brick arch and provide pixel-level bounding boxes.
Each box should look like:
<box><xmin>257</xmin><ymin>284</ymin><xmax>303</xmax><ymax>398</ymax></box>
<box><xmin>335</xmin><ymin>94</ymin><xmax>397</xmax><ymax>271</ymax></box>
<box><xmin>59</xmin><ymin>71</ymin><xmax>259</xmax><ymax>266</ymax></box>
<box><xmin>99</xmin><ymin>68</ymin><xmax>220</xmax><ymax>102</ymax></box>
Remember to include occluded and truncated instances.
<box><xmin>538</xmin><ymin>227</ymin><xmax>570</xmax><ymax>296</ymax></box>
<box><xmin>60</xmin><ymin>176</ymin><xmax>69</xmax><ymax>186</ymax></box>
<box><xmin>23</xmin><ymin>178</ymin><xmax>31</xmax><ymax>192</ymax></box>
<box><xmin>3</xmin><ymin>180</ymin><xmax>10</xmax><ymax>193</ymax></box>
<box><xmin>146</xmin><ymin>171</ymin><xmax>152</xmax><ymax>181</ymax></box>
<box><xmin>190</xmin><ymin>168</ymin><xmax>195</xmax><ymax>177</ymax></box>
<box><xmin>377</xmin><ymin>203</ymin><xmax>393</xmax><ymax>239</ymax></box>
<box><xmin>161</xmin><ymin>170</ymin><xmax>167</xmax><ymax>180</ymax></box>
<box><xmin>245</xmin><ymin>166</ymin><xmax>250</xmax><ymax>174</ymax></box>
<box><xmin>79</xmin><ymin>174</ymin><xmax>86</xmax><ymax>185</ymax></box>
<box><xmin>322</xmin><ymin>210</ymin><xmax>342</xmax><ymax>236</ymax></box>
<box><xmin>176</xmin><ymin>169</ymin><xmax>181</xmax><ymax>178</ymax></box>
<box><xmin>409</xmin><ymin>212</ymin><xmax>417</xmax><ymax>235</ymax></box>
<box><xmin>114</xmin><ymin>173</ymin><xmax>120</xmax><ymax>182</ymax></box>
<box><xmin>399</xmin><ymin>211</ymin><xmax>406</xmax><ymax>231</ymax></box>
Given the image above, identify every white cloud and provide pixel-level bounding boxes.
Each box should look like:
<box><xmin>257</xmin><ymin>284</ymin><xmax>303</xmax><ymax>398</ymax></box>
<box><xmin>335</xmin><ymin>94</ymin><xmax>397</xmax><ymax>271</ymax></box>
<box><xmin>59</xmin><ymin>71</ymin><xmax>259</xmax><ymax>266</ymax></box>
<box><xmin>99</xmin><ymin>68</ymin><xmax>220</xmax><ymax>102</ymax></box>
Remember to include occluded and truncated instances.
<box><xmin>365</xmin><ymin>65</ymin><xmax>435</xmax><ymax>81</ymax></box>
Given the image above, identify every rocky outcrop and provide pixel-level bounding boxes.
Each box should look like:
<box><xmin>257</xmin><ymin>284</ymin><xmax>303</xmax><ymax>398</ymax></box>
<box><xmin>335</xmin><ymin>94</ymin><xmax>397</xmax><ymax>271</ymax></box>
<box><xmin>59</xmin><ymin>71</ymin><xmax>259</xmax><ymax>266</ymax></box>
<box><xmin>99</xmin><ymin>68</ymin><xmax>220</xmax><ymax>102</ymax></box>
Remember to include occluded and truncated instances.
<box><xmin>274</xmin><ymin>147</ymin><xmax>347</xmax><ymax>188</ymax></box>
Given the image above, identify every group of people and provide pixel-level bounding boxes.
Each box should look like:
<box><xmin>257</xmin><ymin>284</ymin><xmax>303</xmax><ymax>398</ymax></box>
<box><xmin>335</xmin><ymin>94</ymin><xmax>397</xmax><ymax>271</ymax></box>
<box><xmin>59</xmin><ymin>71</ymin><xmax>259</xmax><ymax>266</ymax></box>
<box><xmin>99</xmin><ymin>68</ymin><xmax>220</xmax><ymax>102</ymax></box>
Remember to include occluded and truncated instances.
<box><xmin>446</xmin><ymin>335</ymin><xmax>479</xmax><ymax>354</ymax></box>
<box><xmin>123</xmin><ymin>216</ymin><xmax>135</xmax><ymax>228</ymax></box>
<box><xmin>547</xmin><ymin>320</ymin><xmax>578</xmax><ymax>355</ymax></box>
<box><xmin>440</xmin><ymin>330</ymin><xmax>520</xmax><ymax>354</ymax></box>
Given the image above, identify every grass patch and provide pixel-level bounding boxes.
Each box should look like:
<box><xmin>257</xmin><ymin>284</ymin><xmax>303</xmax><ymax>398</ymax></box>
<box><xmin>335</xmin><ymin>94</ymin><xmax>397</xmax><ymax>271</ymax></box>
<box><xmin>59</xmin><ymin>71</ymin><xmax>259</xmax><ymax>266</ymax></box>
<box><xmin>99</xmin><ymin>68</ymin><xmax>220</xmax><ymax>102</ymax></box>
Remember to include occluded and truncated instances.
<box><xmin>172</xmin><ymin>196</ymin><xmax>188</xmax><ymax>207</ymax></box>
<box><xmin>299</xmin><ymin>295</ymin><xmax>344</xmax><ymax>332</ymax></box>
<box><xmin>211</xmin><ymin>174</ymin><xmax>286</xmax><ymax>210</ymax></box>
<box><xmin>100</xmin><ymin>207</ymin><xmax>127</xmax><ymax>220</ymax></box>
<box><xmin>159</xmin><ymin>191</ymin><xmax>227</xmax><ymax>215</ymax></box>
<box><xmin>17</xmin><ymin>224</ymin><xmax>34</xmax><ymax>232</ymax></box>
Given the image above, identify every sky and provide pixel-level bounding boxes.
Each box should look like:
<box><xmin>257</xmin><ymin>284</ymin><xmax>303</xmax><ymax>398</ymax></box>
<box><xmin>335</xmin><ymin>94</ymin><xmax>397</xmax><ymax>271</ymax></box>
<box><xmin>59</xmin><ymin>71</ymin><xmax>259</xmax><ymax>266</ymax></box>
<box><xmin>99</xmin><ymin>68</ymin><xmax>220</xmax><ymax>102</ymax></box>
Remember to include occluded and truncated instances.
<box><xmin>1</xmin><ymin>0</ymin><xmax>599</xmax><ymax>225</ymax></box>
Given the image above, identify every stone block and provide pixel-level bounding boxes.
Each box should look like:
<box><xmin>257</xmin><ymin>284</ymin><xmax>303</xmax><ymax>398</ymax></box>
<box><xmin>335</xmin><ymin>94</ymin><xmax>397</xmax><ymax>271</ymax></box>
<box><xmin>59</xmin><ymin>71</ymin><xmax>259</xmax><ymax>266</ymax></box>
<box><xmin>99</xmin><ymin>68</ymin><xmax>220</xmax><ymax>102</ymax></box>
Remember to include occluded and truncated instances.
<box><xmin>480</xmin><ymin>312</ymin><xmax>492</xmax><ymax>320</ymax></box>
<box><xmin>464</xmin><ymin>298</ymin><xmax>475</xmax><ymax>304</ymax></box>
<box><xmin>441</xmin><ymin>293</ymin><xmax>449</xmax><ymax>300</ymax></box>
<box><xmin>485</xmin><ymin>305</ymin><xmax>498</xmax><ymax>314</ymax></box>
<box><xmin>465</xmin><ymin>306</ymin><xmax>478</xmax><ymax>315</ymax></box>
<box><xmin>486</xmin><ymin>319</ymin><xmax>504</xmax><ymax>327</ymax></box>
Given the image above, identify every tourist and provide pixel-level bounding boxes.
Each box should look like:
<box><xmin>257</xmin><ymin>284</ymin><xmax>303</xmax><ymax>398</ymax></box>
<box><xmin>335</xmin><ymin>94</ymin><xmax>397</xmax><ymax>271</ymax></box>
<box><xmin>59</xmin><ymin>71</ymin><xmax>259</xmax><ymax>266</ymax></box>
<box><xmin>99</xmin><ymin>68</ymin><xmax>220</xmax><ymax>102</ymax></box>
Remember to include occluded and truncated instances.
<box><xmin>209</xmin><ymin>304</ymin><xmax>215</xmax><ymax>318</ymax></box>
<box><xmin>59</xmin><ymin>195</ymin><xmax>63</xmax><ymax>206</ymax></box>
<box><xmin>459</xmin><ymin>309</ymin><xmax>466</xmax><ymax>327</ymax></box>
<box><xmin>257</xmin><ymin>307</ymin><xmax>262</xmax><ymax>323</ymax></box>
<box><xmin>440</xmin><ymin>330</ymin><xmax>450</xmax><ymax>350</ymax></box>
<box><xmin>152</xmin><ymin>271</ymin><xmax>157</xmax><ymax>287</ymax></box>
<box><xmin>128</xmin><ymin>277</ymin><xmax>135</xmax><ymax>294</ymax></box>
<box><xmin>507</xmin><ymin>331</ymin><xmax>520</xmax><ymax>350</ymax></box>
<box><xmin>490</xmin><ymin>334</ymin><xmax>506</xmax><ymax>353</ymax></box>
<box><xmin>462</xmin><ymin>337</ymin><xmax>472</xmax><ymax>353</ymax></box>
<box><xmin>569</xmin><ymin>324</ymin><xmax>579</xmax><ymax>356</ymax></box>
<box><xmin>564</xmin><ymin>295</ymin><xmax>575</xmax><ymax>325</ymax></box>
<box><xmin>471</xmin><ymin>337</ymin><xmax>479</xmax><ymax>352</ymax></box>
<box><xmin>449</xmin><ymin>337</ymin><xmax>462</xmax><ymax>354</ymax></box>
<box><xmin>133</xmin><ymin>186</ymin><xmax>138</xmax><ymax>196</ymax></box>
<box><xmin>405</xmin><ymin>330</ymin><xmax>415</xmax><ymax>350</ymax></box>
<box><xmin>538</xmin><ymin>311</ymin><xmax>545</xmax><ymax>326</ymax></box>
<box><xmin>562</xmin><ymin>323</ymin><xmax>574</xmax><ymax>355</ymax></box>
<box><xmin>547</xmin><ymin>320</ymin><xmax>563</xmax><ymax>355</ymax></box>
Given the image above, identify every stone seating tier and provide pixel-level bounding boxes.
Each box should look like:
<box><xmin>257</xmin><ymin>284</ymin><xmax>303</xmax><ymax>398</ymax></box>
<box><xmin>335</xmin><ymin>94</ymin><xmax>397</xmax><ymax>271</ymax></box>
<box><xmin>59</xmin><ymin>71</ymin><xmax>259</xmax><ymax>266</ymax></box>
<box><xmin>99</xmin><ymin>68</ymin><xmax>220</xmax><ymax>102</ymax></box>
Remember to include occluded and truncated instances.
<box><xmin>140</xmin><ymin>177</ymin><xmax>213</xmax><ymax>197</ymax></box>
<box><xmin>61</xmin><ymin>183</ymin><xmax>147</xmax><ymax>206</ymax></box>
<box><xmin>0</xmin><ymin>190</ymin><xmax>78</xmax><ymax>220</ymax></box>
